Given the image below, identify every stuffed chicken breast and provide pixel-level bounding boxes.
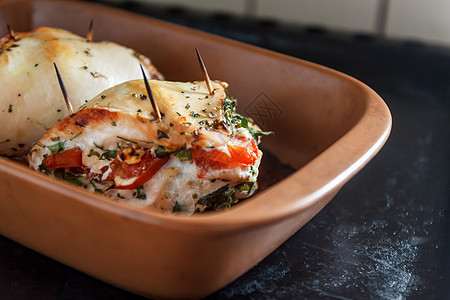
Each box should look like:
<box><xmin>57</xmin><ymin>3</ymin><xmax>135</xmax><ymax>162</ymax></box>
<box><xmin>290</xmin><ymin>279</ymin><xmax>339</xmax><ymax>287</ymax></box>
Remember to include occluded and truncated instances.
<box><xmin>27</xmin><ymin>79</ymin><xmax>270</xmax><ymax>214</ymax></box>
<box><xmin>0</xmin><ymin>26</ymin><xmax>163</xmax><ymax>157</ymax></box>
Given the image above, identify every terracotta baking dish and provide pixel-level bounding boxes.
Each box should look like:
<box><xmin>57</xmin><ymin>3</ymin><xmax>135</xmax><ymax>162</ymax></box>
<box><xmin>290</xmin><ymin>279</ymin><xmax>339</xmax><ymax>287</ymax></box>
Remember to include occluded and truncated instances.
<box><xmin>0</xmin><ymin>0</ymin><xmax>391</xmax><ymax>298</ymax></box>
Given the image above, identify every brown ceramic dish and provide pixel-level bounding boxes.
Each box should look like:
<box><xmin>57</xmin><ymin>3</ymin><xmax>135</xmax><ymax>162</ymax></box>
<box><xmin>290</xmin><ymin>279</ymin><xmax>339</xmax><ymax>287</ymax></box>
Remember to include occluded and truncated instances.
<box><xmin>0</xmin><ymin>0</ymin><xmax>391</xmax><ymax>298</ymax></box>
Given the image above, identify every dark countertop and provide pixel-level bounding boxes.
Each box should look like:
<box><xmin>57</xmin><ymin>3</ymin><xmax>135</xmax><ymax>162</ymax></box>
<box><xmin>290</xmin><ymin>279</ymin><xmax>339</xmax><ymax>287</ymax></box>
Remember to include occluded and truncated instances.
<box><xmin>1</xmin><ymin>1</ymin><xmax>449</xmax><ymax>299</ymax></box>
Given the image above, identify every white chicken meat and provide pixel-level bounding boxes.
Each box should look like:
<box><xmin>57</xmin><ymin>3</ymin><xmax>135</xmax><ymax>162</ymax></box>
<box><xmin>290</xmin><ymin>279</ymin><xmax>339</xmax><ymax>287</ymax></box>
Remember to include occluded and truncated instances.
<box><xmin>0</xmin><ymin>26</ymin><xmax>163</xmax><ymax>156</ymax></box>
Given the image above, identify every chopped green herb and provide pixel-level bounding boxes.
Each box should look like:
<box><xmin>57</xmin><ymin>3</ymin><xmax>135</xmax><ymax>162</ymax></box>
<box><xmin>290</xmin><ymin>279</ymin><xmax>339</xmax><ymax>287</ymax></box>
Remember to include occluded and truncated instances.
<box><xmin>38</xmin><ymin>164</ymin><xmax>50</xmax><ymax>175</ymax></box>
<box><xmin>47</xmin><ymin>141</ymin><xmax>65</xmax><ymax>155</ymax></box>
<box><xmin>172</xmin><ymin>201</ymin><xmax>182</xmax><ymax>212</ymax></box>
<box><xmin>196</xmin><ymin>185</ymin><xmax>238</xmax><ymax>211</ymax></box>
<box><xmin>8</xmin><ymin>104</ymin><xmax>13</xmax><ymax>113</ymax></box>
<box><xmin>53</xmin><ymin>169</ymin><xmax>83</xmax><ymax>186</ymax></box>
<box><xmin>89</xmin><ymin>179</ymin><xmax>97</xmax><ymax>188</ymax></box>
<box><xmin>135</xmin><ymin>185</ymin><xmax>146</xmax><ymax>200</ymax></box>
<box><xmin>190</xmin><ymin>111</ymin><xmax>200</xmax><ymax>118</ymax></box>
<box><xmin>99</xmin><ymin>150</ymin><xmax>118</xmax><ymax>160</ymax></box>
<box><xmin>157</xmin><ymin>130</ymin><xmax>169</xmax><ymax>139</ymax></box>
<box><xmin>70</xmin><ymin>132</ymin><xmax>83</xmax><ymax>141</ymax></box>
<box><xmin>75</xmin><ymin>121</ymin><xmax>86</xmax><ymax>128</ymax></box>
<box><xmin>93</xmin><ymin>142</ymin><xmax>104</xmax><ymax>150</ymax></box>
<box><xmin>84</xmin><ymin>49</ymin><xmax>93</xmax><ymax>56</ymax></box>
<box><xmin>222</xmin><ymin>97</ymin><xmax>273</xmax><ymax>140</ymax></box>
<box><xmin>236</xmin><ymin>182</ymin><xmax>255</xmax><ymax>193</ymax></box>
<box><xmin>88</xmin><ymin>149</ymin><xmax>100</xmax><ymax>157</ymax></box>
<box><xmin>111</xmin><ymin>121</ymin><xmax>117</xmax><ymax>126</ymax></box>
<box><xmin>156</xmin><ymin>145</ymin><xmax>180</xmax><ymax>158</ymax></box>
<box><xmin>155</xmin><ymin>145</ymin><xmax>168</xmax><ymax>158</ymax></box>
<box><xmin>117</xmin><ymin>136</ymin><xmax>138</xmax><ymax>144</ymax></box>
<box><xmin>176</xmin><ymin>149</ymin><xmax>192</xmax><ymax>161</ymax></box>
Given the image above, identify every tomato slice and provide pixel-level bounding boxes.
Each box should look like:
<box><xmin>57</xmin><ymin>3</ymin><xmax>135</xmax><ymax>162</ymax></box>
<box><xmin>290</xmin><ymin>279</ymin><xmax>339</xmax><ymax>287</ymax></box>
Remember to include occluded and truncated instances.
<box><xmin>43</xmin><ymin>146</ymin><xmax>167</xmax><ymax>190</ymax></box>
<box><xmin>107</xmin><ymin>151</ymin><xmax>169</xmax><ymax>190</ymax></box>
<box><xmin>192</xmin><ymin>148</ymin><xmax>238</xmax><ymax>171</ymax></box>
<box><xmin>43</xmin><ymin>148</ymin><xmax>83</xmax><ymax>170</ymax></box>
<box><xmin>192</xmin><ymin>136</ymin><xmax>258</xmax><ymax>177</ymax></box>
<box><xmin>227</xmin><ymin>136</ymin><xmax>258</xmax><ymax>166</ymax></box>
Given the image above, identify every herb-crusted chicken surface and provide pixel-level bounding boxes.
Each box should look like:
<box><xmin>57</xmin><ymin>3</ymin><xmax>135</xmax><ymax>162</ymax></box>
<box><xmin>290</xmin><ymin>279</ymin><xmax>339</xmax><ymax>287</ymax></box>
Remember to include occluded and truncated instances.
<box><xmin>27</xmin><ymin>79</ymin><xmax>270</xmax><ymax>214</ymax></box>
<box><xmin>0</xmin><ymin>26</ymin><xmax>163</xmax><ymax>157</ymax></box>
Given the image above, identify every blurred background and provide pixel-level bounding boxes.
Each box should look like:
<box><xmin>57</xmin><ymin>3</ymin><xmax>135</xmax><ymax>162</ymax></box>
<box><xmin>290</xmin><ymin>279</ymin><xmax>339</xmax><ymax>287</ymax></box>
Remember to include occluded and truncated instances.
<box><xmin>97</xmin><ymin>0</ymin><xmax>450</xmax><ymax>47</ymax></box>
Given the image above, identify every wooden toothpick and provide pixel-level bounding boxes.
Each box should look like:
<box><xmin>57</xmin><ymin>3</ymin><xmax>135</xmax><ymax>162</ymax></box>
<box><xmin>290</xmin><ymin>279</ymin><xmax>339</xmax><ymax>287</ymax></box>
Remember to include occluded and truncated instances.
<box><xmin>140</xmin><ymin>64</ymin><xmax>161</xmax><ymax>121</ymax></box>
<box><xmin>195</xmin><ymin>48</ymin><xmax>214</xmax><ymax>95</ymax></box>
<box><xmin>53</xmin><ymin>63</ymin><xmax>74</xmax><ymax>115</ymax></box>
<box><xmin>6</xmin><ymin>25</ymin><xmax>15</xmax><ymax>39</ymax></box>
<box><xmin>86</xmin><ymin>20</ymin><xmax>93</xmax><ymax>42</ymax></box>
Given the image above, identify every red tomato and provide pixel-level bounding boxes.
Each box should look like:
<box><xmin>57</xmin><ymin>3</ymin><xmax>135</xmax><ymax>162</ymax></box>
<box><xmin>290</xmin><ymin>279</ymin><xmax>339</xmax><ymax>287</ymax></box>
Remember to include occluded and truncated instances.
<box><xmin>43</xmin><ymin>148</ymin><xmax>82</xmax><ymax>170</ymax></box>
<box><xmin>227</xmin><ymin>136</ymin><xmax>258</xmax><ymax>166</ymax></box>
<box><xmin>192</xmin><ymin>136</ymin><xmax>258</xmax><ymax>177</ymax></box>
<box><xmin>107</xmin><ymin>151</ymin><xmax>168</xmax><ymax>190</ymax></box>
<box><xmin>192</xmin><ymin>148</ymin><xmax>238</xmax><ymax>171</ymax></box>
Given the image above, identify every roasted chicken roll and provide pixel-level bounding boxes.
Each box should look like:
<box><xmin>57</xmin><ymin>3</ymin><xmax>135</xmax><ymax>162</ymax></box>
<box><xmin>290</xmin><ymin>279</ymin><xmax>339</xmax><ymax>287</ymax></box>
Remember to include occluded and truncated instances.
<box><xmin>27</xmin><ymin>79</ymin><xmax>271</xmax><ymax>214</ymax></box>
<box><xmin>0</xmin><ymin>26</ymin><xmax>163</xmax><ymax>157</ymax></box>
